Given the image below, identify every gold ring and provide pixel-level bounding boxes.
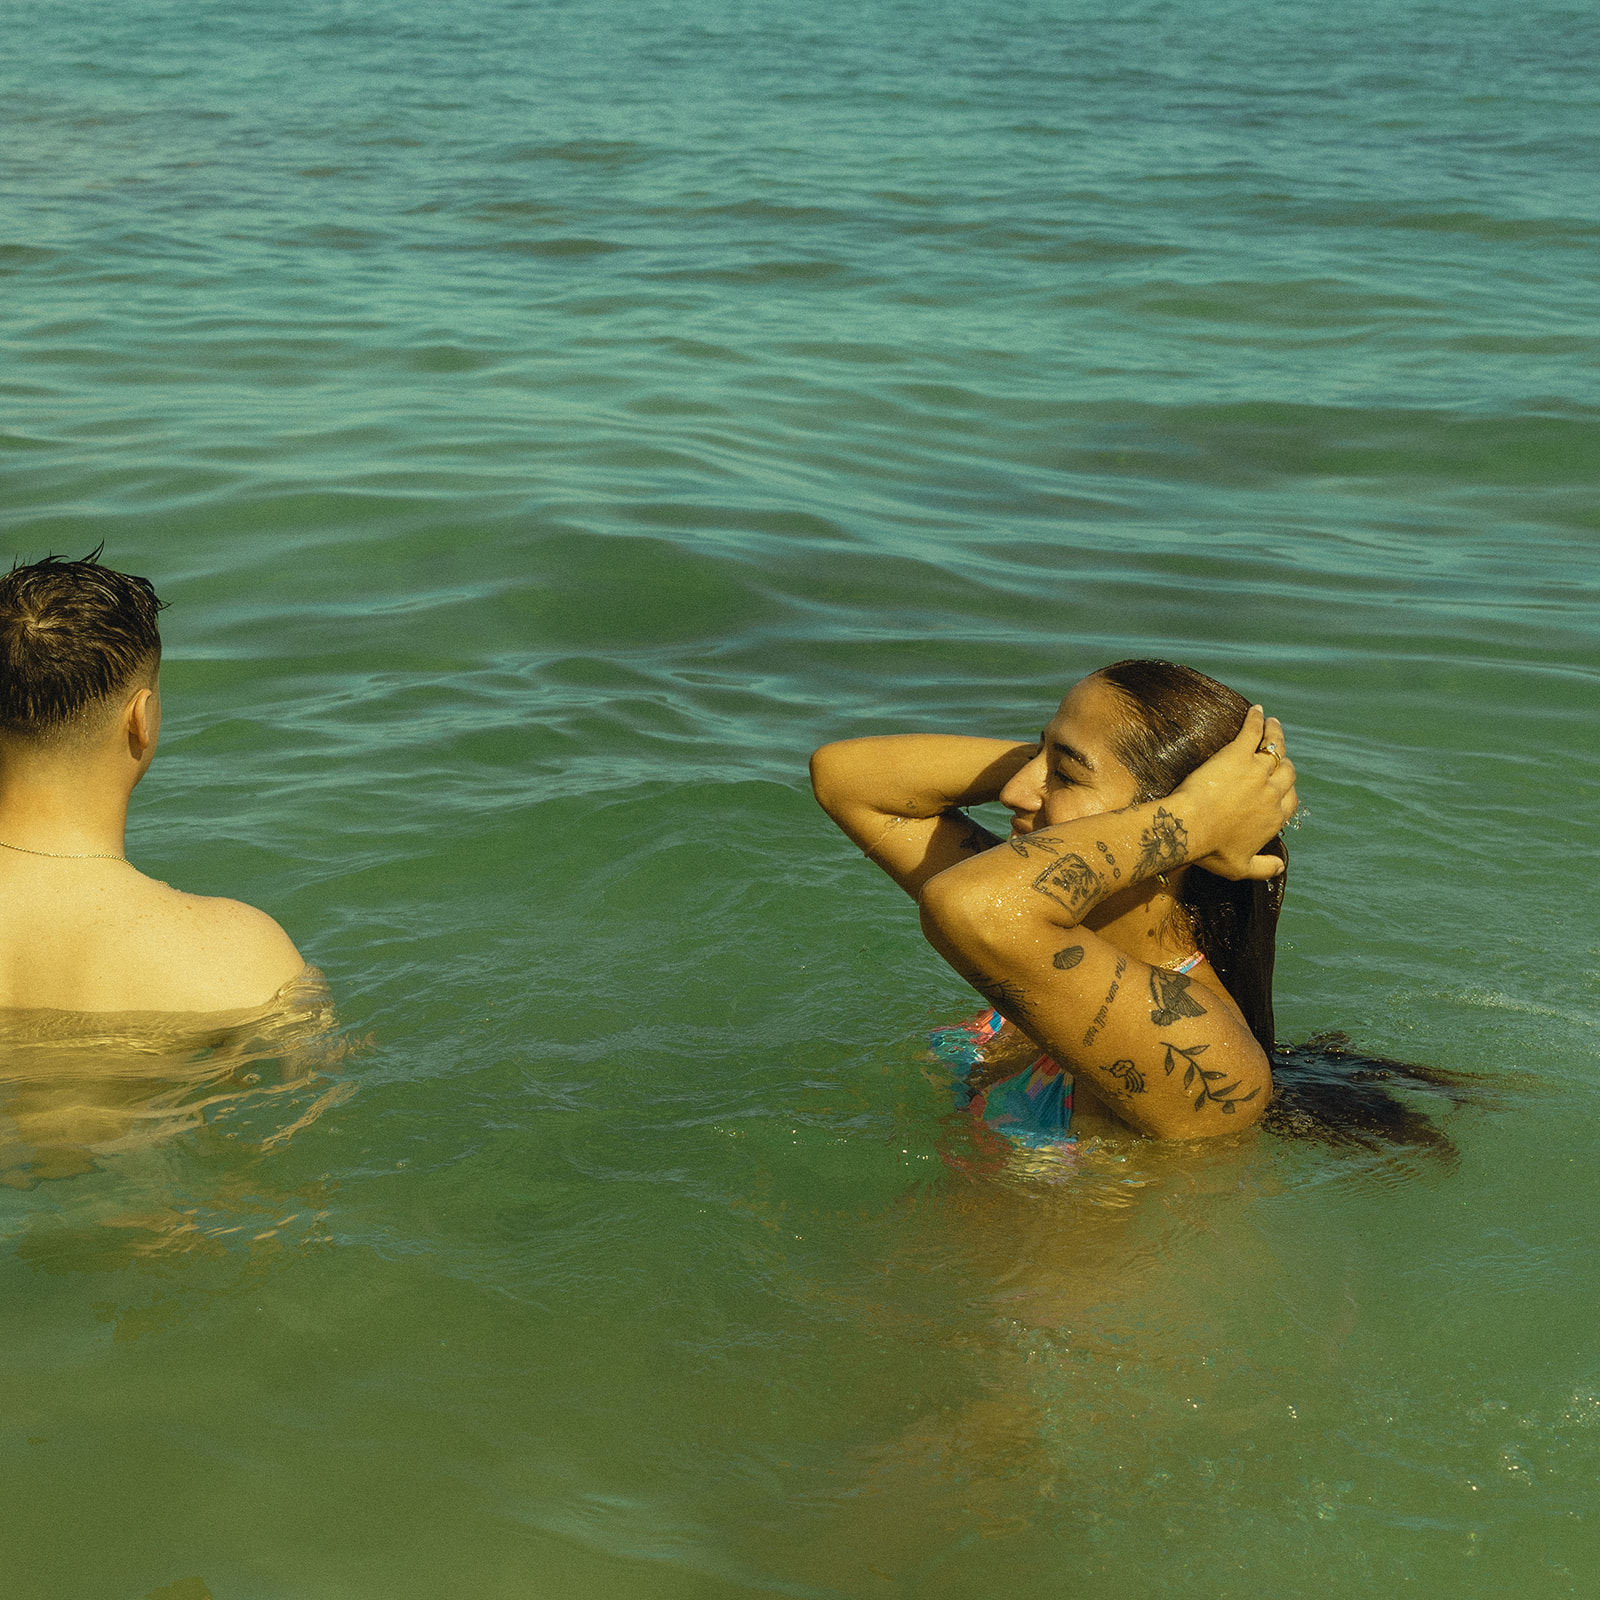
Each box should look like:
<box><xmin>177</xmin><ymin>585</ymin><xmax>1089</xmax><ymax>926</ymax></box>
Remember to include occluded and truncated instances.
<box><xmin>1261</xmin><ymin>742</ymin><xmax>1280</xmax><ymax>762</ymax></box>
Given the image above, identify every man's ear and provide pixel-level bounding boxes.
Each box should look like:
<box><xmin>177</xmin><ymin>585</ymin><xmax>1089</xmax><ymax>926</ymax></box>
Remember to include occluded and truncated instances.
<box><xmin>126</xmin><ymin>686</ymin><xmax>158</xmax><ymax>759</ymax></box>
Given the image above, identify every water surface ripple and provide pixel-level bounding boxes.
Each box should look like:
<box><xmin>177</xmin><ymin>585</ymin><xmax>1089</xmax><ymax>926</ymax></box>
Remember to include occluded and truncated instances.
<box><xmin>2</xmin><ymin>0</ymin><xmax>1598</xmax><ymax>1595</ymax></box>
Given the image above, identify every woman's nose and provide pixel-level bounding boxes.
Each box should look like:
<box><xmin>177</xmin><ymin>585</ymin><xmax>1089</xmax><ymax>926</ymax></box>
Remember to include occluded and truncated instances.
<box><xmin>999</xmin><ymin>752</ymin><xmax>1046</xmax><ymax>815</ymax></box>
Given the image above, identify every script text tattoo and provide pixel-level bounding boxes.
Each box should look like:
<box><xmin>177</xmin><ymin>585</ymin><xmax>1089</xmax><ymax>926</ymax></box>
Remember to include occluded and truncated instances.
<box><xmin>1082</xmin><ymin>954</ymin><xmax>1127</xmax><ymax>1047</ymax></box>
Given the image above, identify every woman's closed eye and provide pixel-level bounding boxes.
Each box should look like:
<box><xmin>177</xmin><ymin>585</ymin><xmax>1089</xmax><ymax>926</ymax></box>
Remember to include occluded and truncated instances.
<box><xmin>1036</xmin><ymin>732</ymin><xmax>1080</xmax><ymax>786</ymax></box>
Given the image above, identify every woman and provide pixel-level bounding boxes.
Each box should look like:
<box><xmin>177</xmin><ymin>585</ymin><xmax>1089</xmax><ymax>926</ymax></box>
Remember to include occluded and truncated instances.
<box><xmin>809</xmin><ymin>660</ymin><xmax>1297</xmax><ymax>1144</ymax></box>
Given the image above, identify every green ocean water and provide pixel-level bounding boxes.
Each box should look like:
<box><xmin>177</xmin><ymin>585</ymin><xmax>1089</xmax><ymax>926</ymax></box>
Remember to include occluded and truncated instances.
<box><xmin>3</xmin><ymin>0</ymin><xmax>1599</xmax><ymax>1594</ymax></box>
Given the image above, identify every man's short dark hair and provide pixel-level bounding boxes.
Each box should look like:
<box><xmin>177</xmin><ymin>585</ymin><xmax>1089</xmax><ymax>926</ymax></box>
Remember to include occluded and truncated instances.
<box><xmin>0</xmin><ymin>550</ymin><xmax>165</xmax><ymax>738</ymax></box>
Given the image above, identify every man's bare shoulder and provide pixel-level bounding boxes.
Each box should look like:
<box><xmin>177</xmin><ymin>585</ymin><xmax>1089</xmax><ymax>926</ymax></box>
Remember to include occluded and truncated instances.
<box><xmin>0</xmin><ymin>864</ymin><xmax>306</xmax><ymax>1013</ymax></box>
<box><xmin>131</xmin><ymin>881</ymin><xmax>306</xmax><ymax>1011</ymax></box>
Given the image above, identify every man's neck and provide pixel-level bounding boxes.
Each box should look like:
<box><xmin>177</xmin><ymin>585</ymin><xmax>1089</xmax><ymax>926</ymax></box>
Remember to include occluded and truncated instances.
<box><xmin>0</xmin><ymin>762</ymin><xmax>134</xmax><ymax>858</ymax></box>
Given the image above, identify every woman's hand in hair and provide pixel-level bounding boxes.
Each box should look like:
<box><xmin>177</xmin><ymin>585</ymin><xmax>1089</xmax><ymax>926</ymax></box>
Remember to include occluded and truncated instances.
<box><xmin>1172</xmin><ymin>706</ymin><xmax>1297</xmax><ymax>882</ymax></box>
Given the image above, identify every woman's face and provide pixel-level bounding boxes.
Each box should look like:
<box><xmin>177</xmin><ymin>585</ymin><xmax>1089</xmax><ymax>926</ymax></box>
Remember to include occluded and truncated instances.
<box><xmin>999</xmin><ymin>674</ymin><xmax>1143</xmax><ymax>837</ymax></box>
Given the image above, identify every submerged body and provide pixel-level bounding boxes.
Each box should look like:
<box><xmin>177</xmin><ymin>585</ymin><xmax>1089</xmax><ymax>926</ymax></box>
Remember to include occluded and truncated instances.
<box><xmin>812</xmin><ymin>665</ymin><xmax>1298</xmax><ymax>1143</ymax></box>
<box><xmin>0</xmin><ymin>968</ymin><xmax>338</xmax><ymax>1183</ymax></box>
<box><xmin>0</xmin><ymin>554</ymin><xmax>332</xmax><ymax>1184</ymax></box>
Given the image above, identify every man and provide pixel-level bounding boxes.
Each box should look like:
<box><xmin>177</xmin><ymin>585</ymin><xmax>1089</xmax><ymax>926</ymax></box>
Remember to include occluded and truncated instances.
<box><xmin>0</xmin><ymin>552</ymin><xmax>304</xmax><ymax>1012</ymax></box>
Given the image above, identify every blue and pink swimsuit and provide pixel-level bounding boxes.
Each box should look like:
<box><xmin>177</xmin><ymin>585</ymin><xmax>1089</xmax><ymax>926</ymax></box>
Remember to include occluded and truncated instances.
<box><xmin>929</xmin><ymin>951</ymin><xmax>1207</xmax><ymax>1147</ymax></box>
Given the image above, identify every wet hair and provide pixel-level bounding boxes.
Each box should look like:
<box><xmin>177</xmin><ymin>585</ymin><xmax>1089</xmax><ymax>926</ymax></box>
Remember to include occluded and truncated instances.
<box><xmin>1092</xmin><ymin>659</ymin><xmax>1482</xmax><ymax>1156</ymax></box>
<box><xmin>1261</xmin><ymin>1033</ymin><xmax>1488</xmax><ymax>1162</ymax></box>
<box><xmin>0</xmin><ymin>549</ymin><xmax>165</xmax><ymax>740</ymax></box>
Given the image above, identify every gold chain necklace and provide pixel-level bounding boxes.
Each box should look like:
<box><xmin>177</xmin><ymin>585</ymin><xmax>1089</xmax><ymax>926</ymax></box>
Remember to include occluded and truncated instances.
<box><xmin>0</xmin><ymin>839</ymin><xmax>127</xmax><ymax>862</ymax></box>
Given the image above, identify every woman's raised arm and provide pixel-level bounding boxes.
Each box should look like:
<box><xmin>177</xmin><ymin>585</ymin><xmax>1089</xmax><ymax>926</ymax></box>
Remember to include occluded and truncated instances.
<box><xmin>809</xmin><ymin>734</ymin><xmax>1035</xmax><ymax>898</ymax></box>
<box><xmin>917</xmin><ymin>710</ymin><xmax>1296</xmax><ymax>1139</ymax></box>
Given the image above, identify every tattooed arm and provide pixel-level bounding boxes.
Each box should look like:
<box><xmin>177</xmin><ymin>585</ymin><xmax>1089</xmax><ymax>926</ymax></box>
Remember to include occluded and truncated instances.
<box><xmin>809</xmin><ymin>734</ymin><xmax>1037</xmax><ymax>898</ymax></box>
<box><xmin>916</xmin><ymin>711</ymin><xmax>1295</xmax><ymax>1137</ymax></box>
<box><xmin>922</xmin><ymin>798</ymin><xmax>1201</xmax><ymax>932</ymax></box>
<box><xmin>920</xmin><ymin>707</ymin><xmax>1293</xmax><ymax>931</ymax></box>
<box><xmin>919</xmin><ymin>811</ymin><xmax>1274</xmax><ymax>1136</ymax></box>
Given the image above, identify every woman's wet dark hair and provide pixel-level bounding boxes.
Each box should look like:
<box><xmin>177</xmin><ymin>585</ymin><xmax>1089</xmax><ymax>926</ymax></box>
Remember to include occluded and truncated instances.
<box><xmin>1093</xmin><ymin>659</ymin><xmax>1482</xmax><ymax>1157</ymax></box>
<box><xmin>1260</xmin><ymin>1032</ymin><xmax>1486</xmax><ymax>1161</ymax></box>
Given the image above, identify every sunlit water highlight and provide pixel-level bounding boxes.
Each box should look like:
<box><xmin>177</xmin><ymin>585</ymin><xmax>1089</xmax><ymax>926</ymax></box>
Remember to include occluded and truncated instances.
<box><xmin>2</xmin><ymin>0</ymin><xmax>1598</xmax><ymax>1594</ymax></box>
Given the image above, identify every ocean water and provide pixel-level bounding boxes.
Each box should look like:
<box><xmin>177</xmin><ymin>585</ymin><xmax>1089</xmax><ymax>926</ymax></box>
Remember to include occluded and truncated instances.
<box><xmin>3</xmin><ymin>0</ymin><xmax>1598</xmax><ymax>1593</ymax></box>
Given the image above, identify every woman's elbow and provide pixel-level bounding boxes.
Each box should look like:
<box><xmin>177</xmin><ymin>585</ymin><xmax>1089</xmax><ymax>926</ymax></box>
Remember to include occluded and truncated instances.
<box><xmin>918</xmin><ymin>865</ymin><xmax>1005</xmax><ymax>956</ymax></box>
<box><xmin>917</xmin><ymin>862</ymin><xmax>962</xmax><ymax>922</ymax></box>
<box><xmin>809</xmin><ymin>743</ymin><xmax>847</xmax><ymax>812</ymax></box>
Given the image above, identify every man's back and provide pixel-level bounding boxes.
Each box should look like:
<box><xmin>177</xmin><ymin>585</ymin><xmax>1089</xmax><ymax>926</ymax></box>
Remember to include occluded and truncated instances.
<box><xmin>0</xmin><ymin>553</ymin><xmax>306</xmax><ymax>1017</ymax></box>
<box><xmin>0</xmin><ymin>855</ymin><xmax>304</xmax><ymax>1013</ymax></box>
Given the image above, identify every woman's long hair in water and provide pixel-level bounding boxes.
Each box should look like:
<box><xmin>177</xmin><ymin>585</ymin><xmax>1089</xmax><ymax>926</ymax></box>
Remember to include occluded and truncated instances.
<box><xmin>1260</xmin><ymin>1032</ymin><xmax>1486</xmax><ymax>1160</ymax></box>
<box><xmin>1094</xmin><ymin>659</ymin><xmax>1482</xmax><ymax>1156</ymax></box>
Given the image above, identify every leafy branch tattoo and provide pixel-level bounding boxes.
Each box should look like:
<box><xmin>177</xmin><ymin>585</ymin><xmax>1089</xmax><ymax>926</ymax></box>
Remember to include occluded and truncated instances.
<box><xmin>1133</xmin><ymin>808</ymin><xmax>1188</xmax><ymax>881</ymax></box>
<box><xmin>1007</xmin><ymin>831</ymin><xmax>1063</xmax><ymax>859</ymax></box>
<box><xmin>1030</xmin><ymin>853</ymin><xmax>1104</xmax><ymax>915</ymax></box>
<box><xmin>1162</xmin><ymin>1040</ymin><xmax>1260</xmax><ymax>1115</ymax></box>
<box><xmin>1149</xmin><ymin>968</ymin><xmax>1207</xmax><ymax>1026</ymax></box>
